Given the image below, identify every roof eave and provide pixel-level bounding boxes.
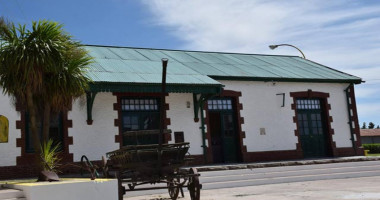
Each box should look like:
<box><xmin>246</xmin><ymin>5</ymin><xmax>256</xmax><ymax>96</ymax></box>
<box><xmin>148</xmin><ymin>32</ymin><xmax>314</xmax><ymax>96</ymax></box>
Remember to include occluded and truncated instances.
<box><xmin>209</xmin><ymin>76</ymin><xmax>363</xmax><ymax>84</ymax></box>
<box><xmin>88</xmin><ymin>82</ymin><xmax>223</xmax><ymax>94</ymax></box>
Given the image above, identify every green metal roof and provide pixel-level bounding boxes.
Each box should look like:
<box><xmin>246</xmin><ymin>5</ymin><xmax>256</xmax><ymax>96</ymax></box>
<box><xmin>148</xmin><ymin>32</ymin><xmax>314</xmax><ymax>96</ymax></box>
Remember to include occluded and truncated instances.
<box><xmin>83</xmin><ymin>45</ymin><xmax>362</xmax><ymax>93</ymax></box>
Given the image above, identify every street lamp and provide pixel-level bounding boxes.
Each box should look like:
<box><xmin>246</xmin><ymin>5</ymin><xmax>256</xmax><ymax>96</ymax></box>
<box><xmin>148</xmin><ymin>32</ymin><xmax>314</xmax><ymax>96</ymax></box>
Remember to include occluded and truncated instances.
<box><xmin>269</xmin><ymin>44</ymin><xmax>306</xmax><ymax>59</ymax></box>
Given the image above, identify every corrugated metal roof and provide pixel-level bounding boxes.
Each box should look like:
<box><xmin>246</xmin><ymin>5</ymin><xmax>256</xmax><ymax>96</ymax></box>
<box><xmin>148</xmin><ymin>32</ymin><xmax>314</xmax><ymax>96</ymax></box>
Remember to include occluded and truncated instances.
<box><xmin>84</xmin><ymin>45</ymin><xmax>362</xmax><ymax>86</ymax></box>
<box><xmin>360</xmin><ymin>129</ymin><xmax>380</xmax><ymax>137</ymax></box>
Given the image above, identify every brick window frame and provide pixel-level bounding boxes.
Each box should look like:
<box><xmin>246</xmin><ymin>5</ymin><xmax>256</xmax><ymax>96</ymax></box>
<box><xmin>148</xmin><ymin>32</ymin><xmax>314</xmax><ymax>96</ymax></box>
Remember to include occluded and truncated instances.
<box><xmin>113</xmin><ymin>92</ymin><xmax>171</xmax><ymax>148</ymax></box>
<box><xmin>15</xmin><ymin>105</ymin><xmax>73</xmax><ymax>166</ymax></box>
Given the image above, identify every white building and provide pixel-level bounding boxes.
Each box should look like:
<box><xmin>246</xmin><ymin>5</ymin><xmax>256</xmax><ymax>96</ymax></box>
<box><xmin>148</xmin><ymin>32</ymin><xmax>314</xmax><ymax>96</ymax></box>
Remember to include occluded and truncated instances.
<box><xmin>0</xmin><ymin>45</ymin><xmax>363</xmax><ymax>179</ymax></box>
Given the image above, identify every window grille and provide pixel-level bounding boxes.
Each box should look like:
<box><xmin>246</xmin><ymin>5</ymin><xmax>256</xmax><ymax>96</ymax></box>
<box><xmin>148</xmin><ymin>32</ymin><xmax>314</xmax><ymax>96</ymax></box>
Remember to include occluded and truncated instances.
<box><xmin>207</xmin><ymin>99</ymin><xmax>233</xmax><ymax>110</ymax></box>
<box><xmin>296</xmin><ymin>99</ymin><xmax>321</xmax><ymax>110</ymax></box>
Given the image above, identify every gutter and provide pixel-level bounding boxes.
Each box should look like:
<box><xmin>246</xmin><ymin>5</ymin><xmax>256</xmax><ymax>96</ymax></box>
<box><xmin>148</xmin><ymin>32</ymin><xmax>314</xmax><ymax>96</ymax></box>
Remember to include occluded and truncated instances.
<box><xmin>345</xmin><ymin>83</ymin><xmax>357</xmax><ymax>155</ymax></box>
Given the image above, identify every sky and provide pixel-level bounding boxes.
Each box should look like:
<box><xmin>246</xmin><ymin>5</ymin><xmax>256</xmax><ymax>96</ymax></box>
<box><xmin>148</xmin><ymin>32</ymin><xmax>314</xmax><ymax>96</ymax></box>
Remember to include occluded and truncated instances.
<box><xmin>1</xmin><ymin>0</ymin><xmax>379</xmax><ymax>126</ymax></box>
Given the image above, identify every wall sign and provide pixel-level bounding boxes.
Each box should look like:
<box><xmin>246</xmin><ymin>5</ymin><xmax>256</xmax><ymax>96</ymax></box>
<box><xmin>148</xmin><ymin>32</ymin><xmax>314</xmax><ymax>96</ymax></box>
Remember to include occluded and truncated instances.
<box><xmin>0</xmin><ymin>115</ymin><xmax>9</xmax><ymax>143</ymax></box>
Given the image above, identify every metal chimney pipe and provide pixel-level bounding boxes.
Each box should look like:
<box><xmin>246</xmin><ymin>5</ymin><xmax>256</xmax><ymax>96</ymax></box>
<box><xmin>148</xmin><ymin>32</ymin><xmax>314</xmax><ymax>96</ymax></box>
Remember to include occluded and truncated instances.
<box><xmin>158</xmin><ymin>58</ymin><xmax>168</xmax><ymax>176</ymax></box>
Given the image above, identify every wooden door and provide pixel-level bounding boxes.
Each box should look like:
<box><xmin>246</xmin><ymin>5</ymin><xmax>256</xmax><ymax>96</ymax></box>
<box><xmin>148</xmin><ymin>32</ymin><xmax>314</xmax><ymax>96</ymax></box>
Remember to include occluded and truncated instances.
<box><xmin>208</xmin><ymin>98</ymin><xmax>239</xmax><ymax>163</ymax></box>
<box><xmin>296</xmin><ymin>99</ymin><xmax>328</xmax><ymax>157</ymax></box>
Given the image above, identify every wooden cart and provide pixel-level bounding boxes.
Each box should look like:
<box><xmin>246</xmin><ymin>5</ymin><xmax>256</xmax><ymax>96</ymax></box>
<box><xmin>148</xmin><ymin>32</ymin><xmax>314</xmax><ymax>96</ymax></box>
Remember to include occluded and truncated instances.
<box><xmin>103</xmin><ymin>132</ymin><xmax>201</xmax><ymax>200</ymax></box>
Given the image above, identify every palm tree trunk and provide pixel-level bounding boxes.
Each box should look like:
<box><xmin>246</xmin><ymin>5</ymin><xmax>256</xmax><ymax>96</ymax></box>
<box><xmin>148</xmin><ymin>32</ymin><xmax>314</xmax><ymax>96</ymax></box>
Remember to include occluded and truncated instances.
<box><xmin>26</xmin><ymin>86</ymin><xmax>41</xmax><ymax>155</ymax></box>
<box><xmin>42</xmin><ymin>102</ymin><xmax>51</xmax><ymax>143</ymax></box>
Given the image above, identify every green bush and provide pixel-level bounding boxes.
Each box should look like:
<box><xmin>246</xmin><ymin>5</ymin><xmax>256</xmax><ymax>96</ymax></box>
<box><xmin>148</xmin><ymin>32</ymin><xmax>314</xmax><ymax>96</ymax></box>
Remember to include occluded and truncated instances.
<box><xmin>40</xmin><ymin>139</ymin><xmax>61</xmax><ymax>172</ymax></box>
<box><xmin>363</xmin><ymin>143</ymin><xmax>380</xmax><ymax>153</ymax></box>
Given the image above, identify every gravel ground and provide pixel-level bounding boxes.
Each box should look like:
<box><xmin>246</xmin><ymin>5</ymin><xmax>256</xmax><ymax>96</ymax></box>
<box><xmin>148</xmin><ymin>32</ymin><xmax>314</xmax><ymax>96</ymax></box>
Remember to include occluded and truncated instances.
<box><xmin>125</xmin><ymin>176</ymin><xmax>380</xmax><ymax>200</ymax></box>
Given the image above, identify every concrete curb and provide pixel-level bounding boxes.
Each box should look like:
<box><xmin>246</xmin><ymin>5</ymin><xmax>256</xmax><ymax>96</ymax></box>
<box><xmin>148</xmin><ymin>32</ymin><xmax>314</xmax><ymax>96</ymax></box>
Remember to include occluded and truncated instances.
<box><xmin>194</xmin><ymin>156</ymin><xmax>380</xmax><ymax>172</ymax></box>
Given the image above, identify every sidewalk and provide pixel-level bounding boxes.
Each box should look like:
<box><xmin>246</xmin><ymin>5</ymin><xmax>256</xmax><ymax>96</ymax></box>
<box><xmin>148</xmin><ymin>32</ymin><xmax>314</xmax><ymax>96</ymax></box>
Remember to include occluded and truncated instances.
<box><xmin>189</xmin><ymin>156</ymin><xmax>380</xmax><ymax>172</ymax></box>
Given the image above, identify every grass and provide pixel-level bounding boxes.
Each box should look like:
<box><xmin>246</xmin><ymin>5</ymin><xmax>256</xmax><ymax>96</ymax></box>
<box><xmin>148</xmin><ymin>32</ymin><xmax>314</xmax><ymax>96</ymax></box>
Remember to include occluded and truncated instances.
<box><xmin>367</xmin><ymin>153</ymin><xmax>380</xmax><ymax>156</ymax></box>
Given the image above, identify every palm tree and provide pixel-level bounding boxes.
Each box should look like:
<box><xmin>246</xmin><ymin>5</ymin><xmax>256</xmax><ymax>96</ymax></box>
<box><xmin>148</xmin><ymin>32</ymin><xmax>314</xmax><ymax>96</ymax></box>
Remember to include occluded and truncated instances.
<box><xmin>0</xmin><ymin>19</ymin><xmax>91</xmax><ymax>156</ymax></box>
<box><xmin>41</xmin><ymin>47</ymin><xmax>91</xmax><ymax>142</ymax></box>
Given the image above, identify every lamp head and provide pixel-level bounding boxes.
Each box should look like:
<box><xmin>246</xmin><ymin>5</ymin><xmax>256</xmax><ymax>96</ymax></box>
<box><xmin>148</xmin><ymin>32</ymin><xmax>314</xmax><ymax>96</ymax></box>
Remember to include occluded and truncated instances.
<box><xmin>269</xmin><ymin>45</ymin><xmax>278</xmax><ymax>50</ymax></box>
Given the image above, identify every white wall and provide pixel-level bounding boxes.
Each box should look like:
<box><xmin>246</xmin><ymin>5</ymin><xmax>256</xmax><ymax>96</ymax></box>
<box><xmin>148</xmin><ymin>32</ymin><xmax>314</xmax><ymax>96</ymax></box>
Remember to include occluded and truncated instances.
<box><xmin>0</xmin><ymin>89</ymin><xmax>21</xmax><ymax>166</ymax></box>
<box><xmin>7</xmin><ymin>179</ymin><xmax>118</xmax><ymax>200</ymax></box>
<box><xmin>166</xmin><ymin>93</ymin><xmax>203</xmax><ymax>155</ymax></box>
<box><xmin>69</xmin><ymin>93</ymin><xmax>119</xmax><ymax>162</ymax></box>
<box><xmin>0</xmin><ymin>80</ymin><xmax>356</xmax><ymax>167</ymax></box>
<box><xmin>221</xmin><ymin>81</ymin><xmax>352</xmax><ymax>152</ymax></box>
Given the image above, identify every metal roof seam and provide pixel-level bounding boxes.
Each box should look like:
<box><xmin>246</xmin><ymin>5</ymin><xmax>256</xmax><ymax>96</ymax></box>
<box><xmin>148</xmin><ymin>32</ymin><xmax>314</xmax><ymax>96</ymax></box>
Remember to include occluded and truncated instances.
<box><xmin>251</xmin><ymin>56</ymin><xmax>309</xmax><ymax>78</ymax></box>
<box><xmin>273</xmin><ymin>57</ymin><xmax>331</xmax><ymax>79</ymax></box>
<box><xmin>293</xmin><ymin>57</ymin><xmax>361</xmax><ymax>80</ymax></box>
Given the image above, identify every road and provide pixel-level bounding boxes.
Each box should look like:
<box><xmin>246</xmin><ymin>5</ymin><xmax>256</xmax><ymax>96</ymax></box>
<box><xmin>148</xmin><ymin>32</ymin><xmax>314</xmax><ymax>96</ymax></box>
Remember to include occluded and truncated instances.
<box><xmin>127</xmin><ymin>176</ymin><xmax>380</xmax><ymax>200</ymax></box>
<box><xmin>124</xmin><ymin>160</ymin><xmax>380</xmax><ymax>199</ymax></box>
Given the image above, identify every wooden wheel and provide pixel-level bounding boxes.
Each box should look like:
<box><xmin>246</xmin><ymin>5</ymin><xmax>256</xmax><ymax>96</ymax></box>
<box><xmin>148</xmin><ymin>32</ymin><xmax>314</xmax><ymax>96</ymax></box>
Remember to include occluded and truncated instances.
<box><xmin>188</xmin><ymin>168</ymin><xmax>201</xmax><ymax>200</ymax></box>
<box><xmin>167</xmin><ymin>179</ymin><xmax>180</xmax><ymax>200</ymax></box>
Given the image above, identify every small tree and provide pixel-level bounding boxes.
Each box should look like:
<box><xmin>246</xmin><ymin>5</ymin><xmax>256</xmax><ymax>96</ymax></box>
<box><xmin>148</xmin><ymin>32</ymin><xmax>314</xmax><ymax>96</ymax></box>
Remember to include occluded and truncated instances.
<box><xmin>377</xmin><ymin>125</ymin><xmax>380</xmax><ymax>129</ymax></box>
<box><xmin>362</xmin><ymin>122</ymin><xmax>367</xmax><ymax>129</ymax></box>
<box><xmin>368</xmin><ymin>122</ymin><xmax>375</xmax><ymax>129</ymax></box>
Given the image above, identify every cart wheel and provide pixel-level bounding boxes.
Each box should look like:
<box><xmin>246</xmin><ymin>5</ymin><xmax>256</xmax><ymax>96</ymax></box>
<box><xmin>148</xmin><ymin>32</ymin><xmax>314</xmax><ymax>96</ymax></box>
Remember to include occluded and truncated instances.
<box><xmin>167</xmin><ymin>179</ymin><xmax>180</xmax><ymax>200</ymax></box>
<box><xmin>188</xmin><ymin>168</ymin><xmax>201</xmax><ymax>200</ymax></box>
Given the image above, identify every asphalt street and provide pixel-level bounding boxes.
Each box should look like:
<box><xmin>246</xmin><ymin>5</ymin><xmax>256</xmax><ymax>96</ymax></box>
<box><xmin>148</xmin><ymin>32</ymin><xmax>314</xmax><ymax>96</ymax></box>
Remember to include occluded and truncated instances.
<box><xmin>124</xmin><ymin>160</ymin><xmax>380</xmax><ymax>199</ymax></box>
<box><xmin>126</xmin><ymin>176</ymin><xmax>380</xmax><ymax>200</ymax></box>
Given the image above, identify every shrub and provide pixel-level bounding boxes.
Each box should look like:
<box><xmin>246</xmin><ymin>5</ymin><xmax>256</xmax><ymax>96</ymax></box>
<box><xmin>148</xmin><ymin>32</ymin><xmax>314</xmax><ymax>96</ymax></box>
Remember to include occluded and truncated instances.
<box><xmin>363</xmin><ymin>143</ymin><xmax>380</xmax><ymax>154</ymax></box>
<box><xmin>40</xmin><ymin>139</ymin><xmax>62</xmax><ymax>172</ymax></box>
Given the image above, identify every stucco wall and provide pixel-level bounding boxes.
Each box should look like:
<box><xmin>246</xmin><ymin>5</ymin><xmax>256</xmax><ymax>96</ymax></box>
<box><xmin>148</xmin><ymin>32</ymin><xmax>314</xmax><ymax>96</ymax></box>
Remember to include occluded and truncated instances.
<box><xmin>69</xmin><ymin>93</ymin><xmax>119</xmax><ymax>162</ymax></box>
<box><xmin>0</xmin><ymin>89</ymin><xmax>20</xmax><ymax>166</ymax></box>
<box><xmin>166</xmin><ymin>93</ymin><xmax>203</xmax><ymax>155</ymax></box>
<box><xmin>0</xmin><ymin>80</ymin><xmax>356</xmax><ymax>167</ymax></box>
<box><xmin>220</xmin><ymin>81</ymin><xmax>352</xmax><ymax>152</ymax></box>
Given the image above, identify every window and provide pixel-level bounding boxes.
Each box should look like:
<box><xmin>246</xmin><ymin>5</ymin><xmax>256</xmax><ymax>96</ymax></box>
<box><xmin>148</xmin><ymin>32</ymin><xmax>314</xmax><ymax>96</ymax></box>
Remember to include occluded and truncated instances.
<box><xmin>207</xmin><ymin>99</ymin><xmax>233</xmax><ymax>110</ymax></box>
<box><xmin>296</xmin><ymin>98</ymin><xmax>324</xmax><ymax>136</ymax></box>
<box><xmin>25</xmin><ymin>113</ymin><xmax>63</xmax><ymax>153</ymax></box>
<box><xmin>121</xmin><ymin>98</ymin><xmax>160</xmax><ymax>146</ymax></box>
<box><xmin>296</xmin><ymin>99</ymin><xmax>321</xmax><ymax>110</ymax></box>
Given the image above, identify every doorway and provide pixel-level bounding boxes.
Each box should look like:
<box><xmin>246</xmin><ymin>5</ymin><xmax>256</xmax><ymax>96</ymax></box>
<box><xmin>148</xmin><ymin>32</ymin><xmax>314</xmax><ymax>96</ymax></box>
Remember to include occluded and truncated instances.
<box><xmin>296</xmin><ymin>98</ymin><xmax>329</xmax><ymax>157</ymax></box>
<box><xmin>208</xmin><ymin>98</ymin><xmax>239</xmax><ymax>163</ymax></box>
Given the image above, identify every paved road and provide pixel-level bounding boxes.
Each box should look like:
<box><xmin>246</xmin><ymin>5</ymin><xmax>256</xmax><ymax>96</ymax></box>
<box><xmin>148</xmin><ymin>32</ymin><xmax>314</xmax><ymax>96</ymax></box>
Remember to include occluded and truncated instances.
<box><xmin>124</xmin><ymin>160</ymin><xmax>380</xmax><ymax>199</ymax></box>
<box><xmin>126</xmin><ymin>176</ymin><xmax>380</xmax><ymax>200</ymax></box>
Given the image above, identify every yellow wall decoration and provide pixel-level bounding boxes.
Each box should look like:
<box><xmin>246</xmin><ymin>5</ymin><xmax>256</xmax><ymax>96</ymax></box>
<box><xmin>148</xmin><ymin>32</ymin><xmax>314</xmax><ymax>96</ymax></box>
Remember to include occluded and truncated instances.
<box><xmin>0</xmin><ymin>115</ymin><xmax>9</xmax><ymax>143</ymax></box>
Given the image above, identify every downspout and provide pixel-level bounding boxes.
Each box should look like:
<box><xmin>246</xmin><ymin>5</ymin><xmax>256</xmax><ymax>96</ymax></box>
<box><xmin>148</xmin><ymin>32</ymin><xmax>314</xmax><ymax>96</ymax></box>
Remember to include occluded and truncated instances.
<box><xmin>345</xmin><ymin>83</ymin><xmax>357</xmax><ymax>155</ymax></box>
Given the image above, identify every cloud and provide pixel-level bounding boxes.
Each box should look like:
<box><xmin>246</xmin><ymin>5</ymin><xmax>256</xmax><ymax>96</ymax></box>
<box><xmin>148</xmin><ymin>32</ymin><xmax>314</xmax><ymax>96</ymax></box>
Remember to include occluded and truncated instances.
<box><xmin>142</xmin><ymin>0</ymin><xmax>380</xmax><ymax>123</ymax></box>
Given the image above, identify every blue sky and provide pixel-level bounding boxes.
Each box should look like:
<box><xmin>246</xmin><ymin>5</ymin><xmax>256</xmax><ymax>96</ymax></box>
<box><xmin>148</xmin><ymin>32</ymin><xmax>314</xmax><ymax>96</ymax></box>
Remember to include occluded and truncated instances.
<box><xmin>1</xmin><ymin>0</ymin><xmax>379</xmax><ymax>126</ymax></box>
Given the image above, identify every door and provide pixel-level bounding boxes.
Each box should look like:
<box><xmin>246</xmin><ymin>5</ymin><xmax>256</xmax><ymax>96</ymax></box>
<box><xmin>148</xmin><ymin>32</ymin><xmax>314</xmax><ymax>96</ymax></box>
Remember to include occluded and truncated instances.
<box><xmin>208</xmin><ymin>98</ymin><xmax>239</xmax><ymax>163</ymax></box>
<box><xmin>296</xmin><ymin>99</ymin><xmax>328</xmax><ymax>157</ymax></box>
<box><xmin>221</xmin><ymin>113</ymin><xmax>238</xmax><ymax>162</ymax></box>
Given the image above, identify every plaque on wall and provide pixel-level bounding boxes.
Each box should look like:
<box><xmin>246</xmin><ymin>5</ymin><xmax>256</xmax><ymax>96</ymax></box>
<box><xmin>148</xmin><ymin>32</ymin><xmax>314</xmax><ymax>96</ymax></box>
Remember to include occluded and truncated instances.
<box><xmin>0</xmin><ymin>115</ymin><xmax>9</xmax><ymax>143</ymax></box>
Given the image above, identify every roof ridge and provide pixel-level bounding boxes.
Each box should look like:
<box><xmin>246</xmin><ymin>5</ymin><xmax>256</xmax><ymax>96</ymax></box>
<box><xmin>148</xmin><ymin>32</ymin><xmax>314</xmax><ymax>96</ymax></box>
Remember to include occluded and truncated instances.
<box><xmin>83</xmin><ymin>44</ymin><xmax>300</xmax><ymax>58</ymax></box>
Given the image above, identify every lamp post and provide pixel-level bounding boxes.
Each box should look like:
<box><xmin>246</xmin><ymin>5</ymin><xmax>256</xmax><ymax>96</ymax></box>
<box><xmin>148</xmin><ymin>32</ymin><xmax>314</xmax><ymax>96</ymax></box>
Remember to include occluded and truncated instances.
<box><xmin>269</xmin><ymin>44</ymin><xmax>306</xmax><ymax>59</ymax></box>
